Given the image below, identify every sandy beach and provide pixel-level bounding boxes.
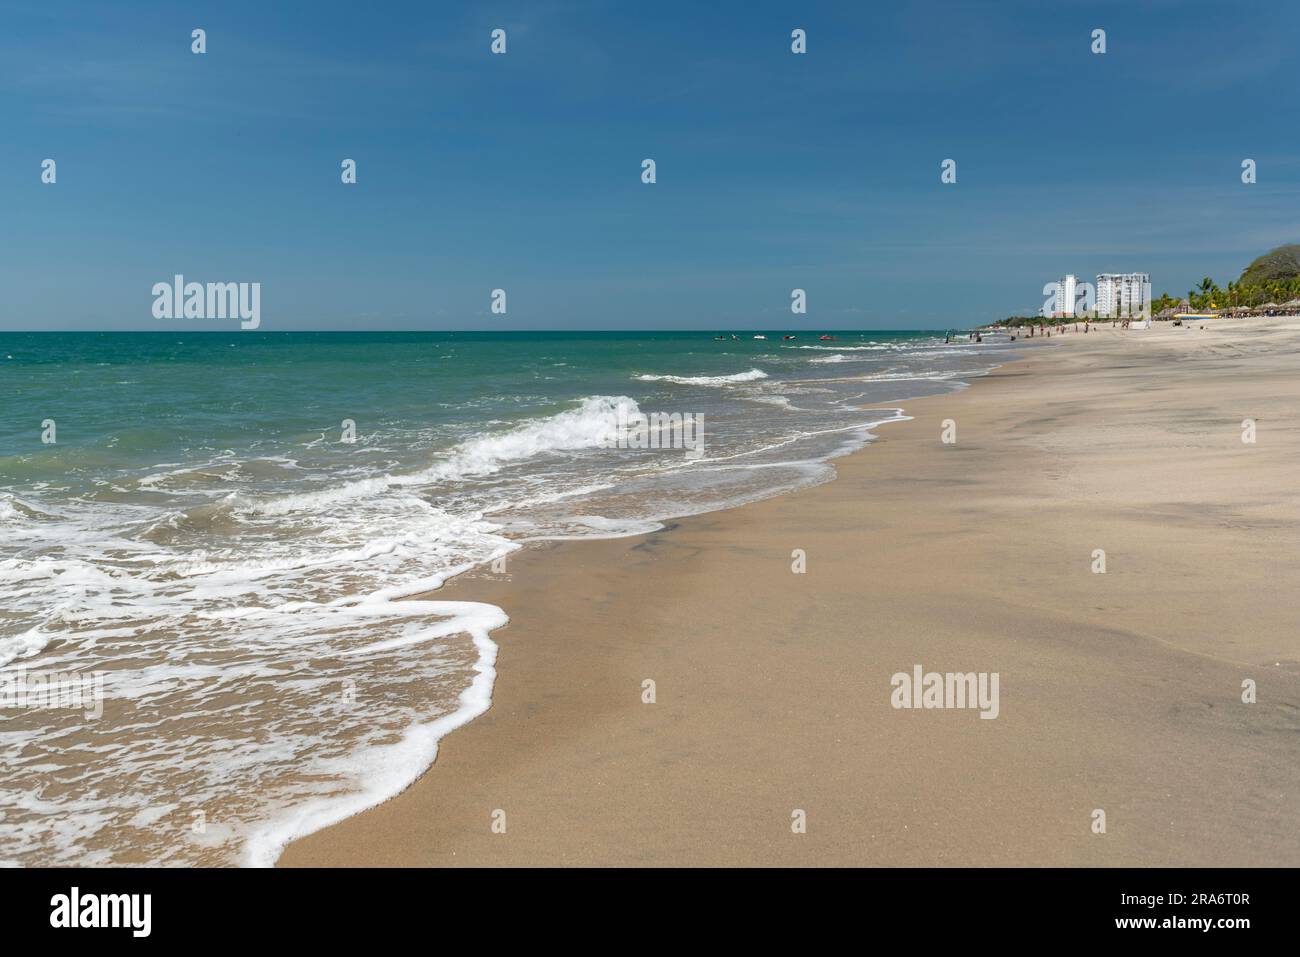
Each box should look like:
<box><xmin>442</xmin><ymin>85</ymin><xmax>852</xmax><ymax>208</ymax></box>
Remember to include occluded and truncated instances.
<box><xmin>280</xmin><ymin>319</ymin><xmax>1300</xmax><ymax>868</ymax></box>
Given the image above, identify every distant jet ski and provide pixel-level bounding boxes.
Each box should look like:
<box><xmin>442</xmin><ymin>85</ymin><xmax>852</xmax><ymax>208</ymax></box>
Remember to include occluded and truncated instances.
<box><xmin>783</xmin><ymin>335</ymin><xmax>796</xmax><ymax>340</ymax></box>
<box><xmin>818</xmin><ymin>335</ymin><xmax>836</xmax><ymax>340</ymax></box>
<box><xmin>753</xmin><ymin>335</ymin><xmax>766</xmax><ymax>340</ymax></box>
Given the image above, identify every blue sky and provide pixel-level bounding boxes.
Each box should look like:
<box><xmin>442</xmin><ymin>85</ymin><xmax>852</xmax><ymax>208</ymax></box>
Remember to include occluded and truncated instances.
<box><xmin>1</xmin><ymin>0</ymin><xmax>1297</xmax><ymax>330</ymax></box>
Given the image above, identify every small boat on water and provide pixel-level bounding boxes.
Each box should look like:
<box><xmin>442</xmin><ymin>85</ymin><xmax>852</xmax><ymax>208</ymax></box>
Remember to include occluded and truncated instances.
<box><xmin>818</xmin><ymin>335</ymin><xmax>836</xmax><ymax>341</ymax></box>
<box><xmin>753</xmin><ymin>334</ymin><xmax>766</xmax><ymax>340</ymax></box>
<box><xmin>783</xmin><ymin>335</ymin><xmax>796</xmax><ymax>340</ymax></box>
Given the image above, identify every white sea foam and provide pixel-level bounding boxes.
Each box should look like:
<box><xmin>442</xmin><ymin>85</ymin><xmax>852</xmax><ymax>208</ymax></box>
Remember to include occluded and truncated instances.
<box><xmin>0</xmin><ymin>483</ymin><xmax>517</xmax><ymax>865</ymax></box>
<box><xmin>635</xmin><ymin>368</ymin><xmax>768</xmax><ymax>385</ymax></box>
<box><xmin>241</xmin><ymin>593</ymin><xmax>507</xmax><ymax>868</ymax></box>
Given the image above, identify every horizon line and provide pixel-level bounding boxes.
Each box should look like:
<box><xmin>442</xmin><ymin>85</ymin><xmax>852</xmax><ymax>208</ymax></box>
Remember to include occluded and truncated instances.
<box><xmin>0</xmin><ymin>326</ymin><xmax>973</xmax><ymax>334</ymax></box>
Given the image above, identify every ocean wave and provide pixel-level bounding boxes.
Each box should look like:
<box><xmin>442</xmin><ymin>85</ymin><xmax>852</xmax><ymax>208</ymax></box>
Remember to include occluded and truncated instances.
<box><xmin>255</xmin><ymin>396</ymin><xmax>642</xmax><ymax>517</ymax></box>
<box><xmin>792</xmin><ymin>344</ymin><xmax>897</xmax><ymax>351</ymax></box>
<box><xmin>635</xmin><ymin>369</ymin><xmax>768</xmax><ymax>385</ymax></box>
<box><xmin>0</xmin><ymin>493</ymin><xmax>53</xmax><ymax>523</ymax></box>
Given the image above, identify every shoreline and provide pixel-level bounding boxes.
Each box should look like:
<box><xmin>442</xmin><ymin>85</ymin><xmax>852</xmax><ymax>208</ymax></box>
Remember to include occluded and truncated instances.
<box><xmin>280</xmin><ymin>320</ymin><xmax>1300</xmax><ymax>867</ymax></box>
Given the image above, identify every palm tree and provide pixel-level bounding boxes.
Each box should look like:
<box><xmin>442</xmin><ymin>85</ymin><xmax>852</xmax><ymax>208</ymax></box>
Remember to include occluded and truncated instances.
<box><xmin>1198</xmin><ymin>276</ymin><xmax>1215</xmax><ymax>308</ymax></box>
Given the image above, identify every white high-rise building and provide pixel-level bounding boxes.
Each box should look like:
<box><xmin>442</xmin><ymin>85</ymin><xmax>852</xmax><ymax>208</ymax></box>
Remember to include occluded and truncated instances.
<box><xmin>1053</xmin><ymin>275</ymin><xmax>1078</xmax><ymax>317</ymax></box>
<box><xmin>1096</xmin><ymin>273</ymin><xmax>1151</xmax><ymax>318</ymax></box>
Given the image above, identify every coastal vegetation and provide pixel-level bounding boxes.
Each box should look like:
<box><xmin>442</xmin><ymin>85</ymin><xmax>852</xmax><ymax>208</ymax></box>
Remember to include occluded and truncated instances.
<box><xmin>1152</xmin><ymin>243</ymin><xmax>1300</xmax><ymax>312</ymax></box>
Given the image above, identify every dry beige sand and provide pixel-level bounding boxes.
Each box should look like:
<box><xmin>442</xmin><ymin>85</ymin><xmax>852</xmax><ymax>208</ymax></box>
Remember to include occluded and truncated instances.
<box><xmin>281</xmin><ymin>318</ymin><xmax>1300</xmax><ymax>867</ymax></box>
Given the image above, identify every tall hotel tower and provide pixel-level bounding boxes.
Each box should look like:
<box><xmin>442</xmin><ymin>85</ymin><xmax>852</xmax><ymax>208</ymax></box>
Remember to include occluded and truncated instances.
<box><xmin>1096</xmin><ymin>273</ymin><xmax>1152</xmax><ymax>318</ymax></box>
<box><xmin>1053</xmin><ymin>275</ymin><xmax>1078</xmax><ymax>317</ymax></box>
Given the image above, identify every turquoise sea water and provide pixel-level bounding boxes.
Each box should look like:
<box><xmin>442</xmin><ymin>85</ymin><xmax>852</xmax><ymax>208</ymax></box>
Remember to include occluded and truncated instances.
<box><xmin>0</xmin><ymin>329</ymin><xmax>1010</xmax><ymax>865</ymax></box>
